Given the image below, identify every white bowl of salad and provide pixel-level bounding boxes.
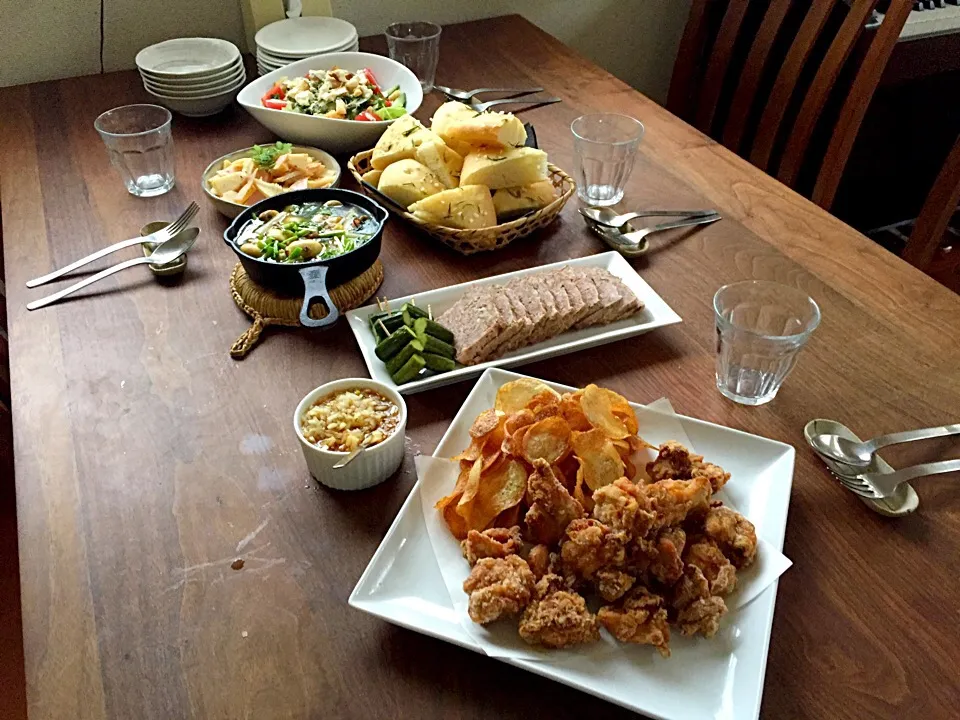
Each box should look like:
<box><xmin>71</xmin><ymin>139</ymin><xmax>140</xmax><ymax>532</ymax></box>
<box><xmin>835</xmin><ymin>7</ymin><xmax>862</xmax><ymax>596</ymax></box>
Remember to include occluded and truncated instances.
<box><xmin>237</xmin><ymin>52</ymin><xmax>423</xmax><ymax>154</ymax></box>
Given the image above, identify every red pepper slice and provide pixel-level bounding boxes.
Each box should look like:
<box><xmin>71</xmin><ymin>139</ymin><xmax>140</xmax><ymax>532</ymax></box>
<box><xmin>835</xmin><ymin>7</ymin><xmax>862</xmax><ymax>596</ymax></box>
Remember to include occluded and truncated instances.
<box><xmin>263</xmin><ymin>98</ymin><xmax>286</xmax><ymax>110</ymax></box>
<box><xmin>261</xmin><ymin>83</ymin><xmax>286</xmax><ymax>108</ymax></box>
<box><xmin>356</xmin><ymin>109</ymin><xmax>381</xmax><ymax>122</ymax></box>
<box><xmin>361</xmin><ymin>68</ymin><xmax>381</xmax><ymax>94</ymax></box>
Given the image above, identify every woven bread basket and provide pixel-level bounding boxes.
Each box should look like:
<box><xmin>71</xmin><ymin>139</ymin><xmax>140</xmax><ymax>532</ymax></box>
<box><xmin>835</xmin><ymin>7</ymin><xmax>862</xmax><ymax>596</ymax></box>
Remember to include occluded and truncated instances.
<box><xmin>347</xmin><ymin>150</ymin><xmax>576</xmax><ymax>255</ymax></box>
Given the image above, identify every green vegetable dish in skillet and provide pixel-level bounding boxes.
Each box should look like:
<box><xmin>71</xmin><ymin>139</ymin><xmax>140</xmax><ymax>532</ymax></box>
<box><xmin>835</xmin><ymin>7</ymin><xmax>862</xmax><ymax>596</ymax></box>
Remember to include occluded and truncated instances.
<box><xmin>235</xmin><ymin>199</ymin><xmax>377</xmax><ymax>263</ymax></box>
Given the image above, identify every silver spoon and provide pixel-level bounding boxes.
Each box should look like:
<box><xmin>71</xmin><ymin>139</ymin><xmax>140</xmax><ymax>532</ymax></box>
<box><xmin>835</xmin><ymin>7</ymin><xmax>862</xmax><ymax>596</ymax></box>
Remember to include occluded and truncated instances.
<box><xmin>333</xmin><ymin>445</ymin><xmax>366</xmax><ymax>469</ymax></box>
<box><xmin>580</xmin><ymin>206</ymin><xmax>718</xmax><ymax>229</ymax></box>
<box><xmin>810</xmin><ymin>423</ymin><xmax>960</xmax><ymax>469</ymax></box>
<box><xmin>588</xmin><ymin>213</ymin><xmax>721</xmax><ymax>257</ymax></box>
<box><xmin>27</xmin><ymin>227</ymin><xmax>199</xmax><ymax>311</ymax></box>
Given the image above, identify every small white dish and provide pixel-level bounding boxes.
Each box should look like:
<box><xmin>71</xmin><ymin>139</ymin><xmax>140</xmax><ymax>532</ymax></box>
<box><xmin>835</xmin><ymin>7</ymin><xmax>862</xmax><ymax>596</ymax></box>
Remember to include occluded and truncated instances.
<box><xmin>256</xmin><ymin>38</ymin><xmax>358</xmax><ymax>63</ymax></box>
<box><xmin>201</xmin><ymin>143</ymin><xmax>341</xmax><ymax>218</ymax></box>
<box><xmin>143</xmin><ymin>65</ymin><xmax>245</xmax><ymax>95</ymax></box>
<box><xmin>136</xmin><ymin>38</ymin><xmax>240</xmax><ymax>78</ymax></box>
<box><xmin>346</xmin><ymin>252</ymin><xmax>682</xmax><ymax>395</ymax></box>
<box><xmin>256</xmin><ymin>16</ymin><xmax>358</xmax><ymax>57</ymax></box>
<box><xmin>238</xmin><ymin>52</ymin><xmax>423</xmax><ymax>153</ymax></box>
<box><xmin>349</xmin><ymin>367</ymin><xmax>795</xmax><ymax>719</ymax></box>
<box><xmin>293</xmin><ymin>378</ymin><xmax>407</xmax><ymax>491</ymax></box>
<box><xmin>139</xmin><ymin>57</ymin><xmax>243</xmax><ymax>84</ymax></box>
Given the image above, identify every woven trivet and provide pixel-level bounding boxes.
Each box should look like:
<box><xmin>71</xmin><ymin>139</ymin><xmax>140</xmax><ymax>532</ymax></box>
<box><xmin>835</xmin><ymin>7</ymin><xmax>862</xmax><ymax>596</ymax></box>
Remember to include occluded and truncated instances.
<box><xmin>229</xmin><ymin>260</ymin><xmax>383</xmax><ymax>358</ymax></box>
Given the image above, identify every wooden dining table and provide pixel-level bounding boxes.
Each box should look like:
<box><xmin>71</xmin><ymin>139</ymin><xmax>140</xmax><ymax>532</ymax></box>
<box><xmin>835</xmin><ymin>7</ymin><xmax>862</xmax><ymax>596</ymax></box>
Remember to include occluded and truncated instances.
<box><xmin>1</xmin><ymin>14</ymin><xmax>959</xmax><ymax>720</ymax></box>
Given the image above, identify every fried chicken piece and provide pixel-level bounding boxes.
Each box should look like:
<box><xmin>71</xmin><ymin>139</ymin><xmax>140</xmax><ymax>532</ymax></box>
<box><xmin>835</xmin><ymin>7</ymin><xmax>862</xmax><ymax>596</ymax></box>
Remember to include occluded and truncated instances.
<box><xmin>598</xmin><ymin>587</ymin><xmax>671</xmax><ymax>657</ymax></box>
<box><xmin>524</xmin><ymin>459</ymin><xmax>584</xmax><ymax>545</ymax></box>
<box><xmin>595</xmin><ymin>568</ymin><xmax>636</xmax><ymax>602</ymax></box>
<box><xmin>648</xmin><ymin>527</ymin><xmax>687</xmax><ymax>585</ymax></box>
<box><xmin>691</xmin><ymin>459</ymin><xmax>730</xmax><ymax>493</ymax></box>
<box><xmin>676</xmin><ymin>595</ymin><xmax>727</xmax><ymax>638</ymax></box>
<box><xmin>684</xmin><ymin>539</ymin><xmax>737</xmax><ymax>596</ymax></box>
<box><xmin>703</xmin><ymin>506</ymin><xmax>757</xmax><ymax>568</ymax></box>
<box><xmin>646</xmin><ymin>441</ymin><xmax>696</xmax><ymax>481</ymax></box>
<box><xmin>519</xmin><ymin>575</ymin><xmax>601</xmax><ymax>648</ymax></box>
<box><xmin>526</xmin><ymin>543</ymin><xmax>562</xmax><ymax>581</ymax></box>
<box><xmin>591</xmin><ymin>478</ymin><xmax>655</xmax><ymax>539</ymax></box>
<box><xmin>462</xmin><ymin>555</ymin><xmax>535</xmax><ymax>624</ymax></box>
<box><xmin>560</xmin><ymin>518</ymin><xmax>627</xmax><ymax>580</ymax></box>
<box><xmin>671</xmin><ymin>564</ymin><xmax>710</xmax><ymax>611</ymax></box>
<box><xmin>646</xmin><ymin>476</ymin><xmax>713</xmax><ymax>529</ymax></box>
<box><xmin>461</xmin><ymin>526</ymin><xmax>522</xmax><ymax>565</ymax></box>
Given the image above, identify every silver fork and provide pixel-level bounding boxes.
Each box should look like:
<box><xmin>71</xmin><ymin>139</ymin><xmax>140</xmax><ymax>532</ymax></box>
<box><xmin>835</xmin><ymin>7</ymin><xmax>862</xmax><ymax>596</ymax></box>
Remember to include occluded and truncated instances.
<box><xmin>472</xmin><ymin>96</ymin><xmax>561</xmax><ymax>112</ymax></box>
<box><xmin>434</xmin><ymin>85</ymin><xmax>544</xmax><ymax>102</ymax></box>
<box><xmin>833</xmin><ymin>459</ymin><xmax>960</xmax><ymax>499</ymax></box>
<box><xmin>26</xmin><ymin>202</ymin><xmax>199</xmax><ymax>288</ymax></box>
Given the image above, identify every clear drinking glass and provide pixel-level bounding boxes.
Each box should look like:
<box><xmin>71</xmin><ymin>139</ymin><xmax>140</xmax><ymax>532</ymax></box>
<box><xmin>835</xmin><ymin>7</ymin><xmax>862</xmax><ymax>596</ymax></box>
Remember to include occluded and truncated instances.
<box><xmin>714</xmin><ymin>281</ymin><xmax>821</xmax><ymax>406</ymax></box>
<box><xmin>94</xmin><ymin>104</ymin><xmax>175</xmax><ymax>197</ymax></box>
<box><xmin>385</xmin><ymin>21</ymin><xmax>442</xmax><ymax>93</ymax></box>
<box><xmin>571</xmin><ymin>113</ymin><xmax>644</xmax><ymax>206</ymax></box>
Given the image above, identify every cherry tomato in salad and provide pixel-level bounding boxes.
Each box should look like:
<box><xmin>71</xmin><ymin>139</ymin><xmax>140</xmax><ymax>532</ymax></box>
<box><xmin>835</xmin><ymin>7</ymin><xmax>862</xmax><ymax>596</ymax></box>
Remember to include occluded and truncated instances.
<box><xmin>361</xmin><ymin>68</ymin><xmax>381</xmax><ymax>94</ymax></box>
<box><xmin>355</xmin><ymin>109</ymin><xmax>381</xmax><ymax>121</ymax></box>
<box><xmin>261</xmin><ymin>83</ymin><xmax>286</xmax><ymax>109</ymax></box>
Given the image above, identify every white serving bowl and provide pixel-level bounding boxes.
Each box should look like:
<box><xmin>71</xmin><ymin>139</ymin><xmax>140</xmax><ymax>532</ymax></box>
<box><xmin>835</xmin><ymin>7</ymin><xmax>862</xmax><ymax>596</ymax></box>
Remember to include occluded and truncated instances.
<box><xmin>256</xmin><ymin>16</ymin><xmax>358</xmax><ymax>57</ymax></box>
<box><xmin>201</xmin><ymin>143</ymin><xmax>341</xmax><ymax>217</ymax></box>
<box><xmin>294</xmin><ymin>378</ymin><xmax>407</xmax><ymax>491</ymax></box>
<box><xmin>136</xmin><ymin>38</ymin><xmax>240</xmax><ymax>79</ymax></box>
<box><xmin>145</xmin><ymin>81</ymin><xmax>243</xmax><ymax>117</ymax></box>
<box><xmin>238</xmin><ymin>52</ymin><xmax>423</xmax><ymax>153</ymax></box>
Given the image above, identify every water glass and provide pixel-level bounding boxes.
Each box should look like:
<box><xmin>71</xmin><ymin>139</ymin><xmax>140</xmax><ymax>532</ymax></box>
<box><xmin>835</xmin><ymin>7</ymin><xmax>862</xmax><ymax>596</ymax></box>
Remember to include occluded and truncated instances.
<box><xmin>94</xmin><ymin>104</ymin><xmax>175</xmax><ymax>197</ymax></box>
<box><xmin>385</xmin><ymin>21</ymin><xmax>442</xmax><ymax>93</ymax></box>
<box><xmin>571</xmin><ymin>113</ymin><xmax>644</xmax><ymax>206</ymax></box>
<box><xmin>714</xmin><ymin>281</ymin><xmax>821</xmax><ymax>406</ymax></box>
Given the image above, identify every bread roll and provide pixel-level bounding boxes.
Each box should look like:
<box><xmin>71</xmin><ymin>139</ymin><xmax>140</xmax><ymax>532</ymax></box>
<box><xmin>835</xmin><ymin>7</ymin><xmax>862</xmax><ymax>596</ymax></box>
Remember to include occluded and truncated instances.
<box><xmin>377</xmin><ymin>159</ymin><xmax>445</xmax><ymax>209</ymax></box>
<box><xmin>371</xmin><ymin>115</ymin><xmax>442</xmax><ymax>170</ymax></box>
<box><xmin>415</xmin><ymin>140</ymin><xmax>463</xmax><ymax>188</ymax></box>
<box><xmin>443</xmin><ymin>111</ymin><xmax>527</xmax><ymax>150</ymax></box>
<box><xmin>409</xmin><ymin>185</ymin><xmax>497</xmax><ymax>229</ymax></box>
<box><xmin>360</xmin><ymin>168</ymin><xmax>382</xmax><ymax>188</ymax></box>
<box><xmin>492</xmin><ymin>179</ymin><xmax>556</xmax><ymax>220</ymax></box>
<box><xmin>430</xmin><ymin>101</ymin><xmax>478</xmax><ymax>156</ymax></box>
<box><xmin>460</xmin><ymin>147</ymin><xmax>548</xmax><ymax>190</ymax></box>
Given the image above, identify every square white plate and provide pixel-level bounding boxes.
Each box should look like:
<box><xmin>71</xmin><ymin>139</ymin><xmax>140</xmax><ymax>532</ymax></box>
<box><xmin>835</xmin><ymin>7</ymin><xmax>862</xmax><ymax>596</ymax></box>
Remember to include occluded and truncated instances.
<box><xmin>349</xmin><ymin>368</ymin><xmax>795</xmax><ymax>720</ymax></box>
<box><xmin>345</xmin><ymin>252</ymin><xmax>682</xmax><ymax>395</ymax></box>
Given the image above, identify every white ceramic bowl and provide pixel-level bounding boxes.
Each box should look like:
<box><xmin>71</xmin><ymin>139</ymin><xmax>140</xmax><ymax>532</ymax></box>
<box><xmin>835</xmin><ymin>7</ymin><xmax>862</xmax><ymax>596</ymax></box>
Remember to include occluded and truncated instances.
<box><xmin>136</xmin><ymin>38</ymin><xmax>240</xmax><ymax>78</ymax></box>
<box><xmin>143</xmin><ymin>69</ymin><xmax>246</xmax><ymax>98</ymax></box>
<box><xmin>143</xmin><ymin>64</ymin><xmax>245</xmax><ymax>94</ymax></box>
<box><xmin>294</xmin><ymin>378</ymin><xmax>407</xmax><ymax>491</ymax></box>
<box><xmin>145</xmin><ymin>81</ymin><xmax>243</xmax><ymax>117</ymax></box>
<box><xmin>256</xmin><ymin>16</ymin><xmax>358</xmax><ymax>56</ymax></box>
<box><xmin>238</xmin><ymin>52</ymin><xmax>423</xmax><ymax>153</ymax></box>
<box><xmin>201</xmin><ymin>143</ymin><xmax>341</xmax><ymax>218</ymax></box>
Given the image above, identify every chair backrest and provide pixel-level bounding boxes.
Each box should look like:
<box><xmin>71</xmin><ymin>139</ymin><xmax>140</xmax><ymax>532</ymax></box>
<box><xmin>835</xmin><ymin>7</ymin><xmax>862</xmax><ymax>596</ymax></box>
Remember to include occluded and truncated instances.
<box><xmin>668</xmin><ymin>0</ymin><xmax>912</xmax><ymax>209</ymax></box>
<box><xmin>902</xmin><ymin>133</ymin><xmax>960</xmax><ymax>280</ymax></box>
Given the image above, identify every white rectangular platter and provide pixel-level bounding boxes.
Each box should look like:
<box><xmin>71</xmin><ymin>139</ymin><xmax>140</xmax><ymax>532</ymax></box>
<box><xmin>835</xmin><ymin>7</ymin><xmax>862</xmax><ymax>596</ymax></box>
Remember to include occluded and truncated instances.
<box><xmin>345</xmin><ymin>252</ymin><xmax>682</xmax><ymax>395</ymax></box>
<box><xmin>349</xmin><ymin>368</ymin><xmax>795</xmax><ymax>720</ymax></box>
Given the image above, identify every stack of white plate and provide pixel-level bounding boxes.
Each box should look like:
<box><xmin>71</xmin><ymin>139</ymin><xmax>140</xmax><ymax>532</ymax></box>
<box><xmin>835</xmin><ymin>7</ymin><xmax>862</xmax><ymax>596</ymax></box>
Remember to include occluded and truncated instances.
<box><xmin>255</xmin><ymin>17</ymin><xmax>359</xmax><ymax>76</ymax></box>
<box><xmin>135</xmin><ymin>38</ymin><xmax>246</xmax><ymax>117</ymax></box>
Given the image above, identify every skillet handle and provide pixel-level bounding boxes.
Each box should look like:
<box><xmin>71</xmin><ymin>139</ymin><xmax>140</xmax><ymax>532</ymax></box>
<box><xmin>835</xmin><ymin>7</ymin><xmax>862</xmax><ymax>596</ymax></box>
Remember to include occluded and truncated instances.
<box><xmin>298</xmin><ymin>266</ymin><xmax>340</xmax><ymax>329</ymax></box>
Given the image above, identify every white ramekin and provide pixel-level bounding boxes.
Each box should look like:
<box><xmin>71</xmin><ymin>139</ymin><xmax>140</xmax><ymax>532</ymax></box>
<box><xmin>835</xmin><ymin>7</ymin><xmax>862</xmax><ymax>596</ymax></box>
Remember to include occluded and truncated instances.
<box><xmin>293</xmin><ymin>378</ymin><xmax>407</xmax><ymax>491</ymax></box>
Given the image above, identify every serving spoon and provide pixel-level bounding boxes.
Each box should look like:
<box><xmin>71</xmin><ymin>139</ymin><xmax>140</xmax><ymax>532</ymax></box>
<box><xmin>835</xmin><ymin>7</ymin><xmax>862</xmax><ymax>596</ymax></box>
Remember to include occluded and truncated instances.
<box><xmin>27</xmin><ymin>227</ymin><xmax>199</xmax><ymax>310</ymax></box>
<box><xmin>810</xmin><ymin>423</ymin><xmax>960</xmax><ymax>469</ymax></box>
<box><xmin>580</xmin><ymin>206</ymin><xmax>718</xmax><ymax>229</ymax></box>
<box><xmin>587</xmin><ymin>213</ymin><xmax>721</xmax><ymax>256</ymax></box>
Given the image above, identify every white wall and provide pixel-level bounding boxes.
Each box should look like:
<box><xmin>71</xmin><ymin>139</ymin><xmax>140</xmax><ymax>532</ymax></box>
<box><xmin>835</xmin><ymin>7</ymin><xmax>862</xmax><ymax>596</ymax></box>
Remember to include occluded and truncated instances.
<box><xmin>0</xmin><ymin>0</ymin><xmax>691</xmax><ymax>102</ymax></box>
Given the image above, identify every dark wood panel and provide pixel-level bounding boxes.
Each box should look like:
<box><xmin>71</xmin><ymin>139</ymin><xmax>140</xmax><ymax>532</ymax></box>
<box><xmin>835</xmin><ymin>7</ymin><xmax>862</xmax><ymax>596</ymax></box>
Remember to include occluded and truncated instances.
<box><xmin>1</xmin><ymin>14</ymin><xmax>959</xmax><ymax>720</ymax></box>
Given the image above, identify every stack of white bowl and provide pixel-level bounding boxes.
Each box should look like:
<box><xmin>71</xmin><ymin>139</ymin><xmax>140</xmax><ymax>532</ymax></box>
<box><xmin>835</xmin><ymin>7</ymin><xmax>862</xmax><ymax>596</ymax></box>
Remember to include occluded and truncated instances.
<box><xmin>135</xmin><ymin>38</ymin><xmax>246</xmax><ymax>117</ymax></box>
<box><xmin>255</xmin><ymin>17</ymin><xmax>359</xmax><ymax>76</ymax></box>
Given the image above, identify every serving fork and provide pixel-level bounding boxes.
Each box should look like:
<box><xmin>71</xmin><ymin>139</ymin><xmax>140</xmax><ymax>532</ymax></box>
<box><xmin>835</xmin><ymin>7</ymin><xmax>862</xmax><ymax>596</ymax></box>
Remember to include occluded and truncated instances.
<box><xmin>435</xmin><ymin>85</ymin><xmax>544</xmax><ymax>102</ymax></box>
<box><xmin>588</xmin><ymin>213</ymin><xmax>721</xmax><ymax>257</ymax></box>
<box><xmin>26</xmin><ymin>202</ymin><xmax>199</xmax><ymax>288</ymax></box>
<box><xmin>832</xmin><ymin>459</ymin><xmax>960</xmax><ymax>499</ymax></box>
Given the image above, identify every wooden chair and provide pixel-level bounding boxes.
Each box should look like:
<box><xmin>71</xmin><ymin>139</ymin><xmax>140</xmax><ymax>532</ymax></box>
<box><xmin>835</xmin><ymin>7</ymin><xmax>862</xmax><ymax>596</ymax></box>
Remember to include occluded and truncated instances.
<box><xmin>668</xmin><ymin>0</ymin><xmax>913</xmax><ymax>209</ymax></box>
<box><xmin>902</xmin><ymin>134</ymin><xmax>960</xmax><ymax>292</ymax></box>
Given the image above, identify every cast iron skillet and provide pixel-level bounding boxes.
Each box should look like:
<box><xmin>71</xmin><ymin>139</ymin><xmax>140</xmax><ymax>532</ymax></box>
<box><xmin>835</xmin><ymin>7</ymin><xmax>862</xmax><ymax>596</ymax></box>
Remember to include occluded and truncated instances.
<box><xmin>223</xmin><ymin>188</ymin><xmax>388</xmax><ymax>329</ymax></box>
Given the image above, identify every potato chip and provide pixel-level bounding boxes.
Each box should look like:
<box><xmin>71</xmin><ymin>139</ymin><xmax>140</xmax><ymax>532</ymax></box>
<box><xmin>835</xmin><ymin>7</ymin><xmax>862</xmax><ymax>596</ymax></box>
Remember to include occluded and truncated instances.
<box><xmin>492</xmin><ymin>503</ymin><xmax>521</xmax><ymax>529</ymax></box>
<box><xmin>623</xmin><ymin>456</ymin><xmax>637</xmax><ymax>480</ymax></box>
<box><xmin>452</xmin><ymin>438</ymin><xmax>483</xmax><ymax>464</ymax></box>
<box><xmin>504</xmin><ymin>409</ymin><xmax>535</xmax><ymax>435</ymax></box>
<box><xmin>457</xmin><ymin>458</ymin><xmax>484</xmax><ymax>510</ymax></box>
<box><xmin>559</xmin><ymin>393</ymin><xmax>592</xmax><ymax>431</ymax></box>
<box><xmin>573</xmin><ymin>465</ymin><xmax>594</xmax><ymax>514</ymax></box>
<box><xmin>571</xmin><ymin>427</ymin><xmax>625</xmax><ymax>491</ymax></box>
<box><xmin>435</xmin><ymin>463</ymin><xmax>473</xmax><ymax>539</ymax></box>
<box><xmin>495</xmin><ymin>378</ymin><xmax>559</xmax><ymax>415</ymax></box>
<box><xmin>459</xmin><ymin>458</ymin><xmax>528</xmax><ymax>531</ymax></box>
<box><xmin>520</xmin><ymin>416</ymin><xmax>571</xmax><ymax>464</ymax></box>
<box><xmin>469</xmin><ymin>408</ymin><xmax>500</xmax><ymax>438</ymax></box>
<box><xmin>581</xmin><ymin>384</ymin><xmax>630</xmax><ymax>440</ymax></box>
<box><xmin>598</xmin><ymin>388</ymin><xmax>639</xmax><ymax>435</ymax></box>
<box><xmin>555</xmin><ymin>454</ymin><xmax>580</xmax><ymax>493</ymax></box>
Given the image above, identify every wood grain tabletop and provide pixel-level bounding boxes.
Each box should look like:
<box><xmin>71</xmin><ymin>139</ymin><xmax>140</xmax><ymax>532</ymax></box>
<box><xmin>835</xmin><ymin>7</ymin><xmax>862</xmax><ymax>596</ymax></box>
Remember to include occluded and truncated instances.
<box><xmin>1</xmin><ymin>15</ymin><xmax>958</xmax><ymax>720</ymax></box>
